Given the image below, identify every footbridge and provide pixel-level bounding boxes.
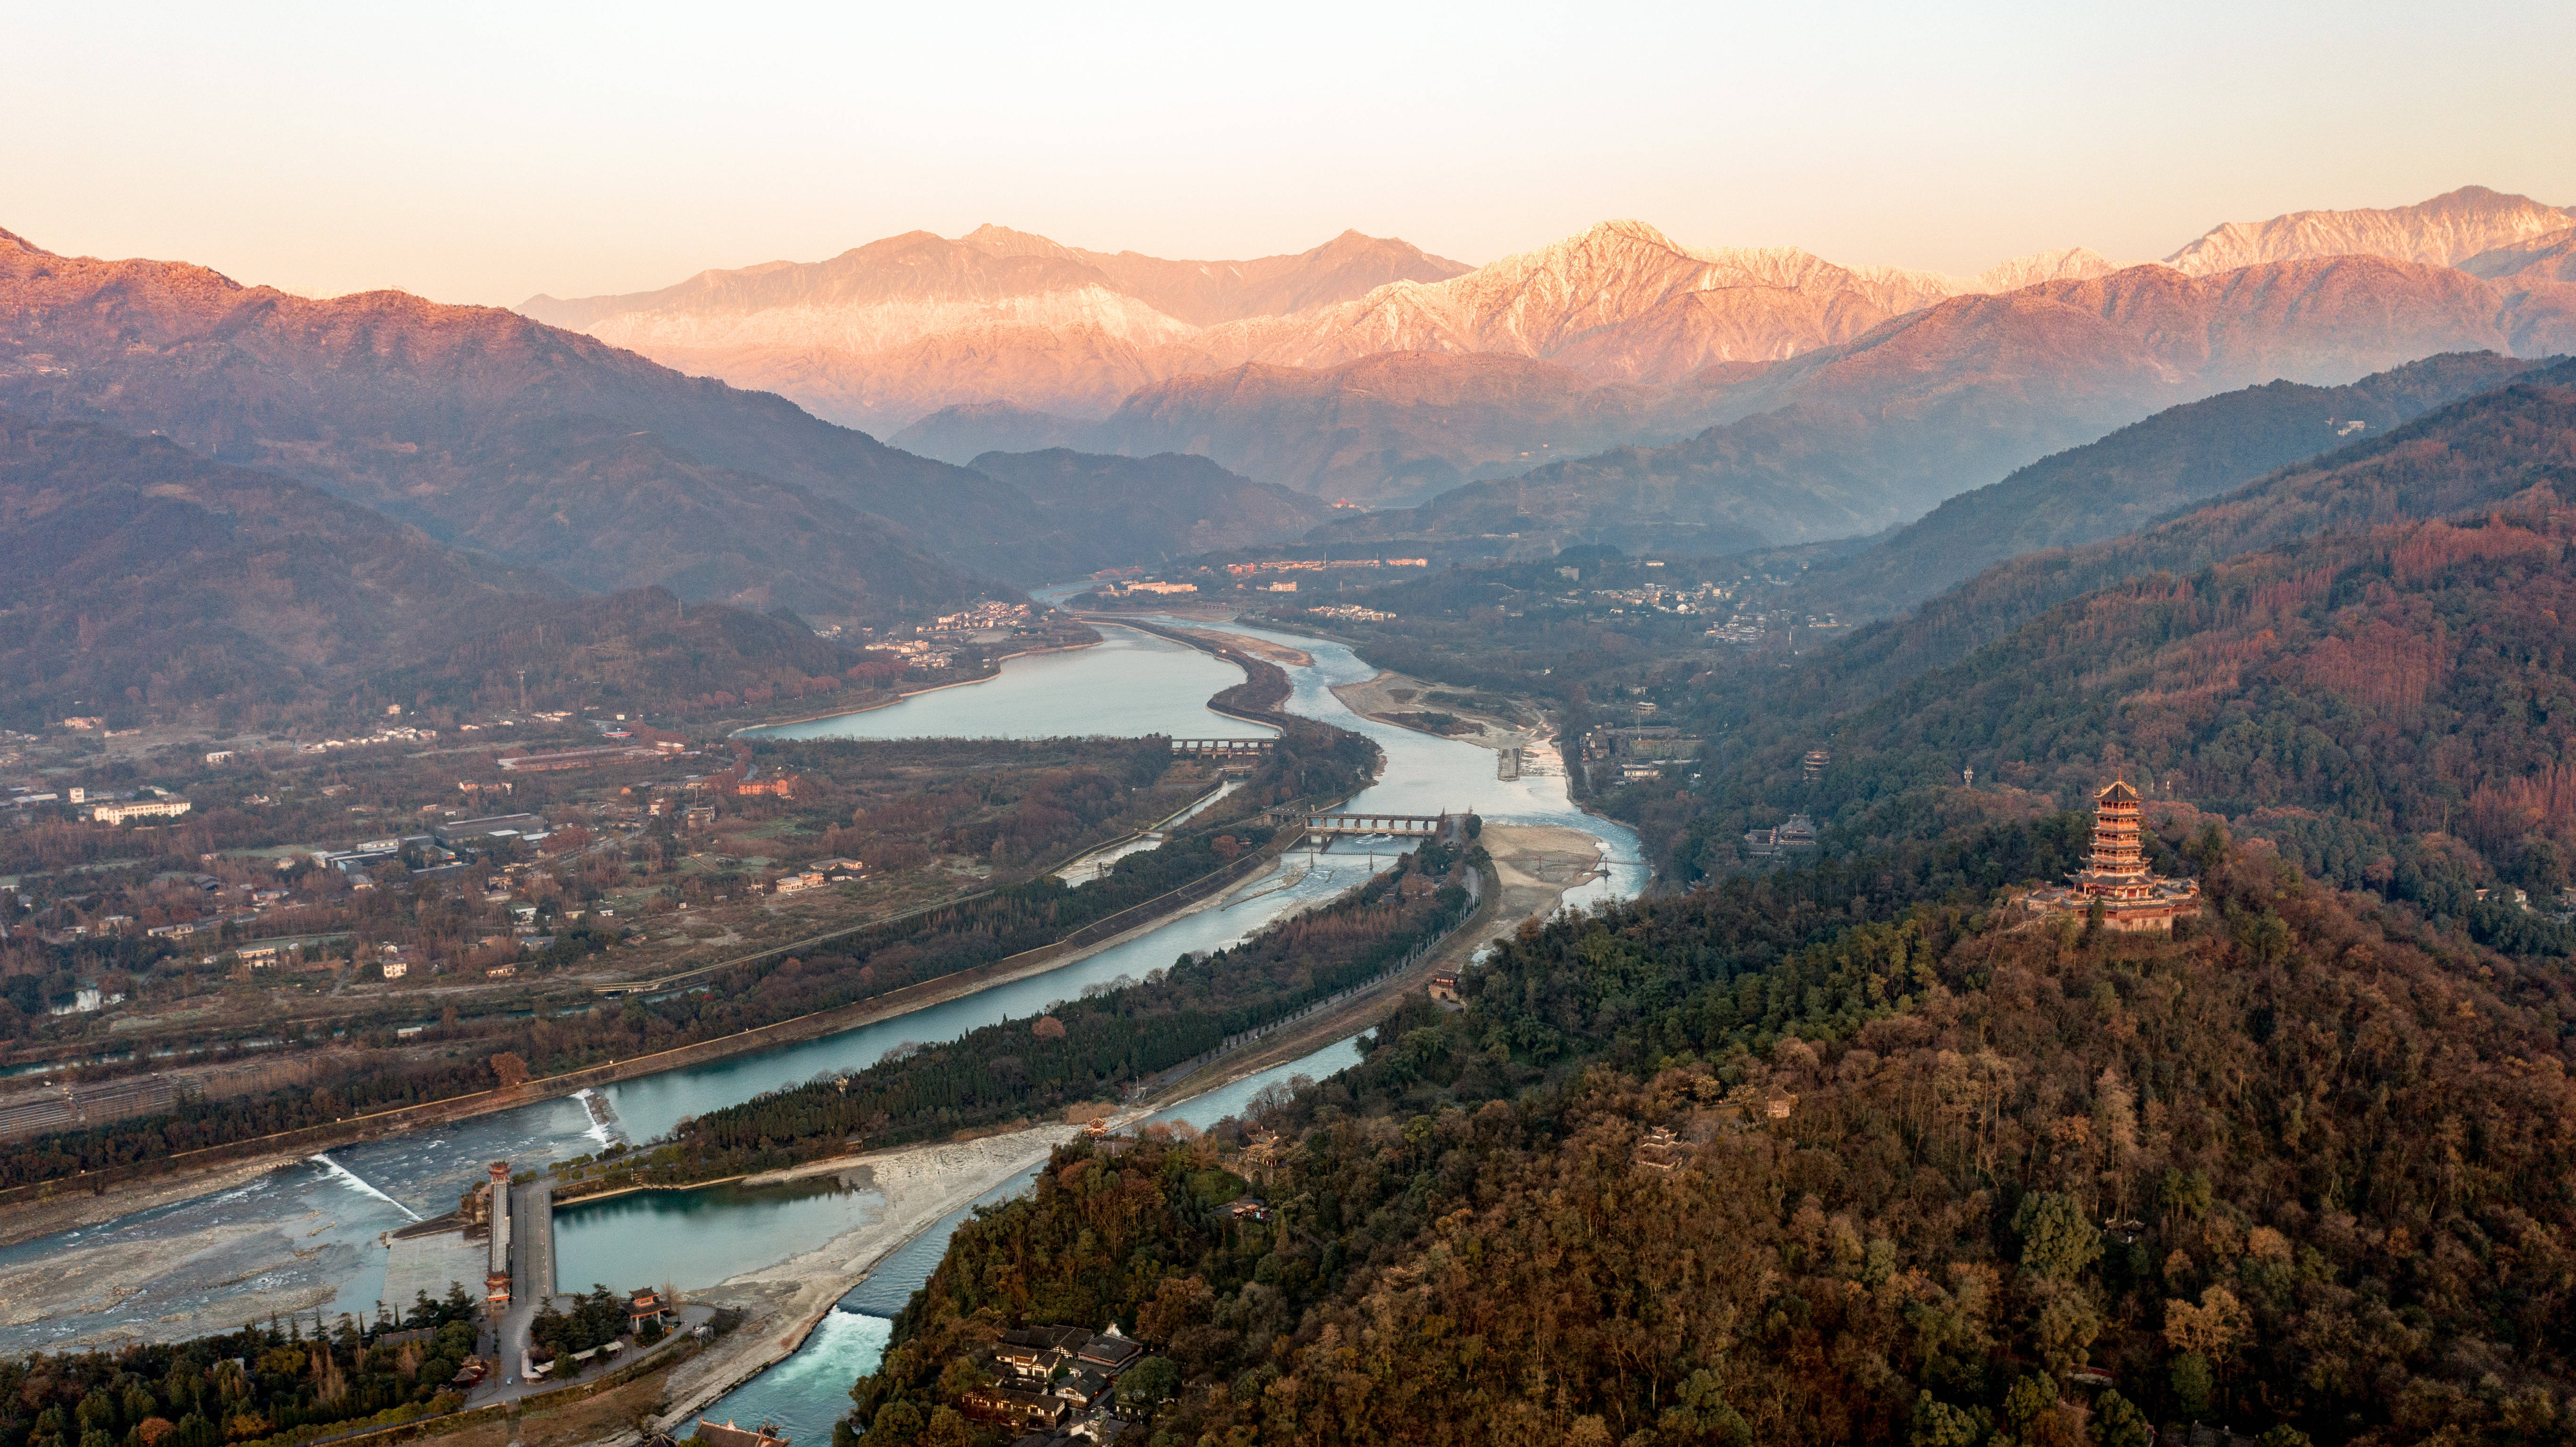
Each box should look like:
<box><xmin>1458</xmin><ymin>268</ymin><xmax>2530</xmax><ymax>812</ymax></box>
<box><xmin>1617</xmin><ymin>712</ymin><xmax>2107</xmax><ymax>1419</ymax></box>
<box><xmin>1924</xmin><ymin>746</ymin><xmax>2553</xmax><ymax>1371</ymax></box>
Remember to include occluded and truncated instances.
<box><xmin>1304</xmin><ymin>811</ymin><xmax>1462</xmax><ymax>842</ymax></box>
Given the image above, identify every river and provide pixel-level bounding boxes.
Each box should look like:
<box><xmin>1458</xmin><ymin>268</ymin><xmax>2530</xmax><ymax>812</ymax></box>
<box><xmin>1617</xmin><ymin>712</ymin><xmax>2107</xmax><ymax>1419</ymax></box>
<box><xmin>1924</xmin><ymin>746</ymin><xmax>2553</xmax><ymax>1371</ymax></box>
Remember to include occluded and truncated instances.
<box><xmin>10</xmin><ymin>608</ymin><xmax>1643</xmax><ymax>1440</ymax></box>
<box><xmin>685</xmin><ymin>610</ymin><xmax>1643</xmax><ymax>1441</ymax></box>
<box><xmin>693</xmin><ymin>1029</ymin><xmax>1371</xmax><ymax>1447</ymax></box>
<box><xmin>753</xmin><ymin>625</ymin><xmax>1266</xmax><ymax>743</ymax></box>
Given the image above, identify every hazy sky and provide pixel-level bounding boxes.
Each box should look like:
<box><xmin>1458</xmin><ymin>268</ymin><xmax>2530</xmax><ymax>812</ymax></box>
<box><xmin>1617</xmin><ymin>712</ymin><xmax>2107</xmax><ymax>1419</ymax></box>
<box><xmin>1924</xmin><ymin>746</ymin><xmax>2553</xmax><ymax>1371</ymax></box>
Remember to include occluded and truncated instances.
<box><xmin>8</xmin><ymin>1</ymin><xmax>2571</xmax><ymax>306</ymax></box>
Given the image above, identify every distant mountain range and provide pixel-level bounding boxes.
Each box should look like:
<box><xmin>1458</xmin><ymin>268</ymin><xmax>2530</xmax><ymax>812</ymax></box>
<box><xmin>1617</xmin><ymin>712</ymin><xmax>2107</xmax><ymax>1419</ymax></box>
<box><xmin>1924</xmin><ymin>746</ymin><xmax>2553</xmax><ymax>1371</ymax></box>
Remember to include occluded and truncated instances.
<box><xmin>530</xmin><ymin>219</ymin><xmax>2137</xmax><ymax>452</ymax></box>
<box><xmin>0</xmin><ymin>226</ymin><xmax>1313</xmax><ymax>617</ymax></box>
<box><xmin>519</xmin><ymin>229</ymin><xmax>1471</xmax><ymax>434</ymax></box>
<box><xmin>2162</xmin><ymin>185</ymin><xmax>2576</xmax><ymax>273</ymax></box>
<box><xmin>0</xmin><ymin>415</ymin><xmax>873</xmax><ymax>728</ymax></box>
<box><xmin>7</xmin><ymin>186</ymin><xmax>2568</xmax><ymax>636</ymax></box>
<box><xmin>1307</xmin><ymin>257</ymin><xmax>2568</xmax><ymax>550</ymax></box>
<box><xmin>2460</xmin><ymin>226</ymin><xmax>2576</xmax><ymax>288</ymax></box>
<box><xmin>0</xmin><ymin>224</ymin><xmax>1009</xmax><ymax>615</ymax></box>
<box><xmin>524</xmin><ymin>187</ymin><xmax>2576</xmax><ymax>508</ymax></box>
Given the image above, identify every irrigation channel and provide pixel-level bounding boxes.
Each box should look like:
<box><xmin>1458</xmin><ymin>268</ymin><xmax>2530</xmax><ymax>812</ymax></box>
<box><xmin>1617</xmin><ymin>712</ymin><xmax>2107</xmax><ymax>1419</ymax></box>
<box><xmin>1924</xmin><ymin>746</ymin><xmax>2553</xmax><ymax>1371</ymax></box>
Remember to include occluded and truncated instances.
<box><xmin>5</xmin><ymin>601</ymin><xmax>1646</xmax><ymax>1441</ymax></box>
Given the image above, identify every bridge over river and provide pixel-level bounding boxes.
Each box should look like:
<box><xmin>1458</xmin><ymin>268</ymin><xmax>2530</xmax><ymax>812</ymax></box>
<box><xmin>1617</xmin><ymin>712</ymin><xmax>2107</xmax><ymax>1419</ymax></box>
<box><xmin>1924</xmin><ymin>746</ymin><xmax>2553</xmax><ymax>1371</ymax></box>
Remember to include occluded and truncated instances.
<box><xmin>1303</xmin><ymin>810</ymin><xmax>1463</xmax><ymax>842</ymax></box>
<box><xmin>1170</xmin><ymin>737</ymin><xmax>1274</xmax><ymax>758</ymax></box>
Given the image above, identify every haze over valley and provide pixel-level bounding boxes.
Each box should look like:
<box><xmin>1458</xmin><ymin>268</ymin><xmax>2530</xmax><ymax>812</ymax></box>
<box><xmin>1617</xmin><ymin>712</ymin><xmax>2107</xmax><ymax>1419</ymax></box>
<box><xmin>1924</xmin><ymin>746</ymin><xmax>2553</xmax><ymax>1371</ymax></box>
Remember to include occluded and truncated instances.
<box><xmin>5</xmin><ymin>10</ymin><xmax>2575</xmax><ymax>1447</ymax></box>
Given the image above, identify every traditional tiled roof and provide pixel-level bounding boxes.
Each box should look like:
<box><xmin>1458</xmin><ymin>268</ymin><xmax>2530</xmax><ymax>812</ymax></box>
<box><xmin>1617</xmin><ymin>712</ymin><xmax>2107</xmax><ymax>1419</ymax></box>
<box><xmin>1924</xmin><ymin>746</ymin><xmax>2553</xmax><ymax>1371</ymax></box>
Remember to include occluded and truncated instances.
<box><xmin>1075</xmin><ymin>1327</ymin><xmax>1143</xmax><ymax>1371</ymax></box>
<box><xmin>962</xmin><ymin>1389</ymin><xmax>1070</xmax><ymax>1427</ymax></box>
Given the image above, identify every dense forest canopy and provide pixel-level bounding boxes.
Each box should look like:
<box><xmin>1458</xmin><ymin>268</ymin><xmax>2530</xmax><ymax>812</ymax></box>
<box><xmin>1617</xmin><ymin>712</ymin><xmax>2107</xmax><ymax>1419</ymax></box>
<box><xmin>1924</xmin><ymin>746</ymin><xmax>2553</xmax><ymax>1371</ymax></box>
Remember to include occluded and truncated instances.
<box><xmin>1581</xmin><ymin>362</ymin><xmax>2576</xmax><ymax>932</ymax></box>
<box><xmin>847</xmin><ymin>814</ymin><xmax>2576</xmax><ymax>1447</ymax></box>
<box><xmin>1795</xmin><ymin>350</ymin><xmax>2540</xmax><ymax>621</ymax></box>
<box><xmin>1656</xmin><ymin>506</ymin><xmax>2576</xmax><ymax>922</ymax></box>
<box><xmin>0</xmin><ymin>1290</ymin><xmax>485</xmax><ymax>1447</ymax></box>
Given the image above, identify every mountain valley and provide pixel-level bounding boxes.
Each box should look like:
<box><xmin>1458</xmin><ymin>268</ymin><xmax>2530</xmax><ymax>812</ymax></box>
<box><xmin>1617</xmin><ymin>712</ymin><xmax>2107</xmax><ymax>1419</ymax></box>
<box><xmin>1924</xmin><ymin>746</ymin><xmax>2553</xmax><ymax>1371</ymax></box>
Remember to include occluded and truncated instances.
<box><xmin>0</xmin><ymin>226</ymin><xmax>1339</xmax><ymax>616</ymax></box>
<box><xmin>19</xmin><ymin>16</ymin><xmax>2576</xmax><ymax>1446</ymax></box>
<box><xmin>12</xmin><ymin>169</ymin><xmax>2576</xmax><ymax>1447</ymax></box>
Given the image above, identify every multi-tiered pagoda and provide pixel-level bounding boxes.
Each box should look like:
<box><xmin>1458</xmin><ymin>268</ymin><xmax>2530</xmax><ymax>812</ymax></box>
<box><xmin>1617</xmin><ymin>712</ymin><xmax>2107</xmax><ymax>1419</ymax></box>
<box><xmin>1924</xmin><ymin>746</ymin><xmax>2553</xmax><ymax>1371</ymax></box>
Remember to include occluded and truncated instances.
<box><xmin>2025</xmin><ymin>779</ymin><xmax>2200</xmax><ymax>931</ymax></box>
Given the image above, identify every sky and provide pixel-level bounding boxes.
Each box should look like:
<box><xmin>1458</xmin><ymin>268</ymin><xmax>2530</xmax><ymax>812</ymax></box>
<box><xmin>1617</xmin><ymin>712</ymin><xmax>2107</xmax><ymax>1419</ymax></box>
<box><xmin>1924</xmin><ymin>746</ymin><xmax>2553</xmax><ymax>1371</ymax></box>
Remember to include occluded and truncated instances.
<box><xmin>6</xmin><ymin>0</ymin><xmax>2572</xmax><ymax>307</ymax></box>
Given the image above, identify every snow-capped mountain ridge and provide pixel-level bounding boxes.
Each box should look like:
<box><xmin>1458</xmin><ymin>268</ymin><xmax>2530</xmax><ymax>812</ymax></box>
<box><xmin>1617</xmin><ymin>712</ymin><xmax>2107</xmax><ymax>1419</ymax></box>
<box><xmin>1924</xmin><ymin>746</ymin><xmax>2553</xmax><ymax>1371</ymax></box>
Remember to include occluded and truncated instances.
<box><xmin>584</xmin><ymin>283</ymin><xmax>1197</xmax><ymax>358</ymax></box>
<box><xmin>1188</xmin><ymin>220</ymin><xmax>2105</xmax><ymax>381</ymax></box>
<box><xmin>513</xmin><ymin>188</ymin><xmax>2567</xmax><ymax>435</ymax></box>
<box><xmin>520</xmin><ymin>217</ymin><xmax>2135</xmax><ymax>417</ymax></box>
<box><xmin>1854</xmin><ymin>247</ymin><xmax>2129</xmax><ymax>300</ymax></box>
<box><xmin>2164</xmin><ymin>186</ymin><xmax>2576</xmax><ymax>274</ymax></box>
<box><xmin>2459</xmin><ymin>226</ymin><xmax>2576</xmax><ymax>288</ymax></box>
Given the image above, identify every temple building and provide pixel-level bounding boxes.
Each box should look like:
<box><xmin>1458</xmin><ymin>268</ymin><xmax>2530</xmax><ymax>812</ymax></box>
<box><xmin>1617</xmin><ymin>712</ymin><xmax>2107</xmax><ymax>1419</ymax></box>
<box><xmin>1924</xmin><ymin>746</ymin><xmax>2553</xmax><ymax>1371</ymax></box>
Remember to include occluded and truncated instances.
<box><xmin>2023</xmin><ymin>779</ymin><xmax>2200</xmax><ymax>931</ymax></box>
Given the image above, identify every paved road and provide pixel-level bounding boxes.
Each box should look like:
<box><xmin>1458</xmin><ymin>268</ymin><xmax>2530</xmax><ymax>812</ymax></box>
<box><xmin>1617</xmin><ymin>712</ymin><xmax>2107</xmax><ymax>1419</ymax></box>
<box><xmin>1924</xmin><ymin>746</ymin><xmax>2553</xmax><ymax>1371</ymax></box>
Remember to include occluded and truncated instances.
<box><xmin>486</xmin><ymin>1177</ymin><xmax>554</xmax><ymax>1401</ymax></box>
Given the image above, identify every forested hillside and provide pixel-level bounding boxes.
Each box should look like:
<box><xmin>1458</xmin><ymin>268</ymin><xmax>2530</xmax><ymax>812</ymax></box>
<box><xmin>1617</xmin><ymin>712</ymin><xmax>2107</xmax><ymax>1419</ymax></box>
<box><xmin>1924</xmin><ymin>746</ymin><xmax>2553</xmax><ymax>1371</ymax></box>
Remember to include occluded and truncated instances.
<box><xmin>1809</xmin><ymin>356</ymin><xmax>2576</xmax><ymax>703</ymax></box>
<box><xmin>0</xmin><ymin>413</ymin><xmax>953</xmax><ymax>730</ymax></box>
<box><xmin>0</xmin><ymin>414</ymin><xmax>555</xmax><ymax>725</ymax></box>
<box><xmin>846</xmin><ymin>823</ymin><xmax>2576</xmax><ymax>1447</ymax></box>
<box><xmin>1798</xmin><ymin>351</ymin><xmax>2538</xmax><ymax>619</ymax></box>
<box><xmin>368</xmin><ymin>587</ymin><xmax>886</xmax><ymax>724</ymax></box>
<box><xmin>0</xmin><ymin>1293</ymin><xmax>486</xmax><ymax>1447</ymax></box>
<box><xmin>1634</xmin><ymin>502</ymin><xmax>2576</xmax><ymax>953</ymax></box>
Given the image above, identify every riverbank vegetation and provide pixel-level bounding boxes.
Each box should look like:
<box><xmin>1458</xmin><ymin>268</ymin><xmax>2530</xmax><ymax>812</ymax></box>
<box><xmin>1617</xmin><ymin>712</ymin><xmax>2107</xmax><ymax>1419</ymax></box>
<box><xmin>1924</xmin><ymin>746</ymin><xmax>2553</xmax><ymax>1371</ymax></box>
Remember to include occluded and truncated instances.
<box><xmin>554</xmin><ymin>835</ymin><xmax>1477</xmax><ymax>1192</ymax></box>
<box><xmin>0</xmin><ymin>1290</ymin><xmax>485</xmax><ymax>1447</ymax></box>
<box><xmin>0</xmin><ymin>725</ymin><xmax>1376</xmax><ymax>1193</ymax></box>
<box><xmin>531</xmin><ymin>1287</ymin><xmax>653</xmax><ymax>1360</ymax></box>
<box><xmin>844</xmin><ymin>813</ymin><xmax>2576</xmax><ymax>1447</ymax></box>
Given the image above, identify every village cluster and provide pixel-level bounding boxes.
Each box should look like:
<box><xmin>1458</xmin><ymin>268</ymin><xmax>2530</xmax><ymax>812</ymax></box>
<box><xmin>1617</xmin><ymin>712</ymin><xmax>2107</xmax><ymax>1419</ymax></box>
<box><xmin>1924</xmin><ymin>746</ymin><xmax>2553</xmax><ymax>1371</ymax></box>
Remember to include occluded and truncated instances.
<box><xmin>0</xmin><ymin>703</ymin><xmax>904</xmax><ymax>1040</ymax></box>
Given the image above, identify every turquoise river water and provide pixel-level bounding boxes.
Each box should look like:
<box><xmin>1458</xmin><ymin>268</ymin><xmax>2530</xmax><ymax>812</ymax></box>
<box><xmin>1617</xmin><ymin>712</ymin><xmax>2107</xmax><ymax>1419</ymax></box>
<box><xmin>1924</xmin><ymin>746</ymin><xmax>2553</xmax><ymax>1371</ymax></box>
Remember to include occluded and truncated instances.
<box><xmin>8</xmin><ymin>607</ymin><xmax>1642</xmax><ymax>1445</ymax></box>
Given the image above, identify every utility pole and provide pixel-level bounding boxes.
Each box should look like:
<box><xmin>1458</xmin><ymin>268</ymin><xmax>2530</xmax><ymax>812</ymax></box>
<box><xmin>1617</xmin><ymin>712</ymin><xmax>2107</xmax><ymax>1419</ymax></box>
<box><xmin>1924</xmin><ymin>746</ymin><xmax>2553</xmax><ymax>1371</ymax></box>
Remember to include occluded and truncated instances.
<box><xmin>518</xmin><ymin>670</ymin><xmax>528</xmax><ymax>711</ymax></box>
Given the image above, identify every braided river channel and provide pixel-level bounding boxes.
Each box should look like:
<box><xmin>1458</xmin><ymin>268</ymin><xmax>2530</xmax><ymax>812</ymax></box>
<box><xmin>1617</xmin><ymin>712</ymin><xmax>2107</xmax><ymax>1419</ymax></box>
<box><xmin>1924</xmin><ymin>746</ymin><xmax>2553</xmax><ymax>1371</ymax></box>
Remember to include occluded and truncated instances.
<box><xmin>4</xmin><ymin>608</ymin><xmax>1645</xmax><ymax>1443</ymax></box>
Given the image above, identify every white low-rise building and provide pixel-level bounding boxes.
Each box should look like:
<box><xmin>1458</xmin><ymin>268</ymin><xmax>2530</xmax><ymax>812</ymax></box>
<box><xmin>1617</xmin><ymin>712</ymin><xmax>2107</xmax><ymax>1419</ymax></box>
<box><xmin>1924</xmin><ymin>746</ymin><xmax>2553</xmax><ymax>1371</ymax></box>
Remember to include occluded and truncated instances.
<box><xmin>90</xmin><ymin>798</ymin><xmax>192</xmax><ymax>825</ymax></box>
